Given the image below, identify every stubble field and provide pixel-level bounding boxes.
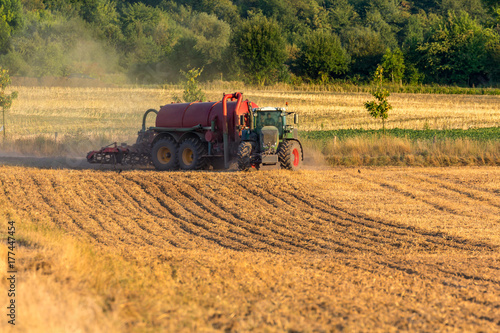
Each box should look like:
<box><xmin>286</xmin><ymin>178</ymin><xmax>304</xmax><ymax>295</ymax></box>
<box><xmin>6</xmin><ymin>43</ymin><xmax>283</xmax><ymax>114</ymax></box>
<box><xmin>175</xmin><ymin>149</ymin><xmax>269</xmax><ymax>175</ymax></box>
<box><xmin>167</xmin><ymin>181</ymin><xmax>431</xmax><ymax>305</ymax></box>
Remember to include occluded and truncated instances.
<box><xmin>0</xmin><ymin>166</ymin><xmax>499</xmax><ymax>332</ymax></box>
<box><xmin>0</xmin><ymin>86</ymin><xmax>499</xmax><ymax>332</ymax></box>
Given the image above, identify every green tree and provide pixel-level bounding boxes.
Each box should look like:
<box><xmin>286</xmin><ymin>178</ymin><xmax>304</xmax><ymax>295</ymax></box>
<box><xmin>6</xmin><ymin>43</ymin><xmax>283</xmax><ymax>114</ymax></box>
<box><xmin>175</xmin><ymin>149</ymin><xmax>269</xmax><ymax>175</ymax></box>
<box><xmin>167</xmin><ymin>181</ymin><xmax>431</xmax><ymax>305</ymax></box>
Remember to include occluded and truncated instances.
<box><xmin>164</xmin><ymin>11</ymin><xmax>231</xmax><ymax>82</ymax></box>
<box><xmin>440</xmin><ymin>0</ymin><xmax>486</xmax><ymax>20</ymax></box>
<box><xmin>342</xmin><ymin>26</ymin><xmax>386</xmax><ymax>77</ymax></box>
<box><xmin>2</xmin><ymin>11</ymin><xmax>74</xmax><ymax>77</ymax></box>
<box><xmin>173</xmin><ymin>67</ymin><xmax>205</xmax><ymax>102</ymax></box>
<box><xmin>80</xmin><ymin>0</ymin><xmax>123</xmax><ymax>45</ymax></box>
<box><xmin>365</xmin><ymin>9</ymin><xmax>398</xmax><ymax>49</ymax></box>
<box><xmin>0</xmin><ymin>0</ymin><xmax>24</xmax><ymax>52</ymax></box>
<box><xmin>364</xmin><ymin>65</ymin><xmax>392</xmax><ymax>132</ymax></box>
<box><xmin>0</xmin><ymin>9</ymin><xmax>122</xmax><ymax>78</ymax></box>
<box><xmin>295</xmin><ymin>30</ymin><xmax>350</xmax><ymax>81</ymax></box>
<box><xmin>417</xmin><ymin>11</ymin><xmax>500</xmax><ymax>85</ymax></box>
<box><xmin>231</xmin><ymin>13</ymin><xmax>287</xmax><ymax>85</ymax></box>
<box><xmin>121</xmin><ymin>3</ymin><xmax>174</xmax><ymax>64</ymax></box>
<box><xmin>171</xmin><ymin>0</ymin><xmax>239</xmax><ymax>25</ymax></box>
<box><xmin>381</xmin><ymin>47</ymin><xmax>405</xmax><ymax>84</ymax></box>
<box><xmin>0</xmin><ymin>67</ymin><xmax>17</xmax><ymax>140</ymax></box>
<box><xmin>183</xmin><ymin>12</ymin><xmax>230</xmax><ymax>78</ymax></box>
<box><xmin>325</xmin><ymin>0</ymin><xmax>358</xmax><ymax>34</ymax></box>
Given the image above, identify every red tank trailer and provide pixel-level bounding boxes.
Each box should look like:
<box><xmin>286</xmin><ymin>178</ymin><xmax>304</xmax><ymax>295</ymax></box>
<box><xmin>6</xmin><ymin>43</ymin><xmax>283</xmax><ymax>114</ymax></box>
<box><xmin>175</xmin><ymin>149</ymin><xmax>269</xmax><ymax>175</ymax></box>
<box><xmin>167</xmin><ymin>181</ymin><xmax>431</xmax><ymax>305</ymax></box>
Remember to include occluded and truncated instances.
<box><xmin>87</xmin><ymin>92</ymin><xmax>256</xmax><ymax>170</ymax></box>
<box><xmin>150</xmin><ymin>92</ymin><xmax>258</xmax><ymax>170</ymax></box>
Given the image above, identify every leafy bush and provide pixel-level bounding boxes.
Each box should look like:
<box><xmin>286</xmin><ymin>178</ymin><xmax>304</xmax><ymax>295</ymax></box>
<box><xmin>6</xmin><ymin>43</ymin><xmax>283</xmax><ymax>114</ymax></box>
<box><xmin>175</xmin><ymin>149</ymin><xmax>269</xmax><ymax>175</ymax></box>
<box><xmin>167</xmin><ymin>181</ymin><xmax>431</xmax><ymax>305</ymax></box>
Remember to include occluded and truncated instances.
<box><xmin>294</xmin><ymin>30</ymin><xmax>350</xmax><ymax>81</ymax></box>
<box><xmin>231</xmin><ymin>13</ymin><xmax>287</xmax><ymax>85</ymax></box>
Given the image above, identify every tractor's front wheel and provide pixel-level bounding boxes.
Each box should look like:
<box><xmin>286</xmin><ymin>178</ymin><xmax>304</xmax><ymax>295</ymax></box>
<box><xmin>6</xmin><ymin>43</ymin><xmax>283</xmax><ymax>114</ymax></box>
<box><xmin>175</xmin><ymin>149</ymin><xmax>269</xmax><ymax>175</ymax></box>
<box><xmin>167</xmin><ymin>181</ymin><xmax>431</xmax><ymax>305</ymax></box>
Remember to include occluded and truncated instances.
<box><xmin>278</xmin><ymin>140</ymin><xmax>302</xmax><ymax>170</ymax></box>
<box><xmin>177</xmin><ymin>138</ymin><xmax>207</xmax><ymax>170</ymax></box>
<box><xmin>237</xmin><ymin>141</ymin><xmax>253</xmax><ymax>171</ymax></box>
<box><xmin>151</xmin><ymin>137</ymin><xmax>179</xmax><ymax>171</ymax></box>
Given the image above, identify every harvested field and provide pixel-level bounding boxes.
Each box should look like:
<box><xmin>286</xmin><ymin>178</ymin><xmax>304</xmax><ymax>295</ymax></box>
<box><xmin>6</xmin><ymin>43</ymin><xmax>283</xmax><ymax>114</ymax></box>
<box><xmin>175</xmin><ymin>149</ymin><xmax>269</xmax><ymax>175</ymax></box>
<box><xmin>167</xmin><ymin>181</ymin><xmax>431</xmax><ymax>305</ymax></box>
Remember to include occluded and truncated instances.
<box><xmin>0</xmin><ymin>166</ymin><xmax>499</xmax><ymax>331</ymax></box>
<box><xmin>4</xmin><ymin>87</ymin><xmax>500</xmax><ymax>149</ymax></box>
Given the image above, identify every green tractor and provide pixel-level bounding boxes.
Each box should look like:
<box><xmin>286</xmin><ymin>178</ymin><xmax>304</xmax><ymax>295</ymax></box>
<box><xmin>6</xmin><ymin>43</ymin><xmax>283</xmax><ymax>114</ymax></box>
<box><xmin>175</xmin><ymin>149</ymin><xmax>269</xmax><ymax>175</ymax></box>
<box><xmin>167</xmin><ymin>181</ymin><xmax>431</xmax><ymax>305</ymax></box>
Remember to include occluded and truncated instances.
<box><xmin>237</xmin><ymin>107</ymin><xmax>303</xmax><ymax>171</ymax></box>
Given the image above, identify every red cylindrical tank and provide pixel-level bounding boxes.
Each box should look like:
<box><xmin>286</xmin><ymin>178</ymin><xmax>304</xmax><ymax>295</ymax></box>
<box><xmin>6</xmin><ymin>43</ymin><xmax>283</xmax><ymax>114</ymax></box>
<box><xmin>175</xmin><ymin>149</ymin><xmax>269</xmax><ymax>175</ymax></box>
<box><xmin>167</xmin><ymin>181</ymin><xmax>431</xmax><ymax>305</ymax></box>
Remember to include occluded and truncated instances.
<box><xmin>156</xmin><ymin>97</ymin><xmax>258</xmax><ymax>141</ymax></box>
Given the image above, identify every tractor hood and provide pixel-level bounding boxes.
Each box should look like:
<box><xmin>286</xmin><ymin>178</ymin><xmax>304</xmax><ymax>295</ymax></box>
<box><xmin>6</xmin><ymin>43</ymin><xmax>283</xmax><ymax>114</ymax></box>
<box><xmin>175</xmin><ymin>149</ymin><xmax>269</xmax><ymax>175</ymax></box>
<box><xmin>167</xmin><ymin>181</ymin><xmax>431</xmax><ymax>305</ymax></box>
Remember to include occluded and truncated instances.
<box><xmin>260</xmin><ymin>126</ymin><xmax>279</xmax><ymax>152</ymax></box>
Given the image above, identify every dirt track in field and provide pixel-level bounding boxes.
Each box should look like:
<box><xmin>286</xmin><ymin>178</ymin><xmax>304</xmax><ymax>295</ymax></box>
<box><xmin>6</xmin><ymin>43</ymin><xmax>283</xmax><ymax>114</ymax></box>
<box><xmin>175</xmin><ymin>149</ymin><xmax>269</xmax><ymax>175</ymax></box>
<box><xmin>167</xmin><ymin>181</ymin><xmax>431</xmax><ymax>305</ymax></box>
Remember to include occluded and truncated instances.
<box><xmin>1</xmin><ymin>166</ymin><xmax>499</xmax><ymax>330</ymax></box>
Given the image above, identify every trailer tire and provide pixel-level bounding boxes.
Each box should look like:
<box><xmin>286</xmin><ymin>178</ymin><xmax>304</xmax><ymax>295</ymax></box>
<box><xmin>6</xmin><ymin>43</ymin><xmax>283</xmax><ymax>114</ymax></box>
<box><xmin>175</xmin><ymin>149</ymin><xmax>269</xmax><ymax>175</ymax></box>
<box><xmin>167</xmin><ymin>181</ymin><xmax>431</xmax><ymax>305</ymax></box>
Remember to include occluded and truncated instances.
<box><xmin>278</xmin><ymin>140</ymin><xmax>302</xmax><ymax>170</ymax></box>
<box><xmin>237</xmin><ymin>141</ymin><xmax>253</xmax><ymax>171</ymax></box>
<box><xmin>151</xmin><ymin>137</ymin><xmax>179</xmax><ymax>171</ymax></box>
<box><xmin>178</xmin><ymin>138</ymin><xmax>207</xmax><ymax>170</ymax></box>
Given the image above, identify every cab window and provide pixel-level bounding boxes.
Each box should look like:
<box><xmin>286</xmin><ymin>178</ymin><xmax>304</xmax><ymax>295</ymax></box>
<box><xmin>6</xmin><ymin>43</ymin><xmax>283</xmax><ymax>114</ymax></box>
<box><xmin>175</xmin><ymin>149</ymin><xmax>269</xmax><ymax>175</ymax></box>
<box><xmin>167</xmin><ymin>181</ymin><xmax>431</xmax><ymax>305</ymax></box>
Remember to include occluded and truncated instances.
<box><xmin>258</xmin><ymin>112</ymin><xmax>280</xmax><ymax>128</ymax></box>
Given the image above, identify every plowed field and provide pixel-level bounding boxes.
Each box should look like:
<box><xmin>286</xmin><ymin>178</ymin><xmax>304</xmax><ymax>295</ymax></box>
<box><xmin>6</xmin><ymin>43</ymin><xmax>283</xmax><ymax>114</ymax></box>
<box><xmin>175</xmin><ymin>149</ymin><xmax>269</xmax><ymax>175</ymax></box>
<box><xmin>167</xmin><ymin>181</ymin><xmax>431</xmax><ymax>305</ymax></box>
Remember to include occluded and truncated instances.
<box><xmin>0</xmin><ymin>166</ymin><xmax>499</xmax><ymax>331</ymax></box>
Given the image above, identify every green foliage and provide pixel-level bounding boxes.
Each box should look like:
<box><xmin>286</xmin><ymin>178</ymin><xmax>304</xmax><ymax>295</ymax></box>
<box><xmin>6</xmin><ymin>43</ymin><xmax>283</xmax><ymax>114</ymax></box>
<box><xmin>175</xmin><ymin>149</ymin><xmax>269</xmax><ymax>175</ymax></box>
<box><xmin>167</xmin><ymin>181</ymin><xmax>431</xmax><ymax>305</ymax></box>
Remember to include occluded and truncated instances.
<box><xmin>82</xmin><ymin>0</ymin><xmax>122</xmax><ymax>44</ymax></box>
<box><xmin>365</xmin><ymin>9</ymin><xmax>398</xmax><ymax>49</ymax></box>
<box><xmin>403</xmin><ymin>14</ymin><xmax>427</xmax><ymax>49</ymax></box>
<box><xmin>295</xmin><ymin>30</ymin><xmax>350</xmax><ymax>80</ymax></box>
<box><xmin>342</xmin><ymin>26</ymin><xmax>386</xmax><ymax>77</ymax></box>
<box><xmin>0</xmin><ymin>67</ymin><xmax>16</xmax><ymax>108</ymax></box>
<box><xmin>231</xmin><ymin>13</ymin><xmax>287</xmax><ymax>85</ymax></box>
<box><xmin>0</xmin><ymin>10</ymin><xmax>121</xmax><ymax>77</ymax></box>
<box><xmin>404</xmin><ymin>63</ymin><xmax>425</xmax><ymax>85</ymax></box>
<box><xmin>186</xmin><ymin>12</ymin><xmax>230</xmax><ymax>63</ymax></box>
<box><xmin>168</xmin><ymin>11</ymin><xmax>230</xmax><ymax>80</ymax></box>
<box><xmin>325</xmin><ymin>0</ymin><xmax>358</xmax><ymax>33</ymax></box>
<box><xmin>440</xmin><ymin>0</ymin><xmax>486</xmax><ymax>20</ymax></box>
<box><xmin>173</xmin><ymin>0</ymin><xmax>239</xmax><ymax>25</ymax></box>
<box><xmin>175</xmin><ymin>67</ymin><xmax>205</xmax><ymax>102</ymax></box>
<box><xmin>0</xmin><ymin>0</ymin><xmax>24</xmax><ymax>51</ymax></box>
<box><xmin>417</xmin><ymin>11</ymin><xmax>500</xmax><ymax>85</ymax></box>
<box><xmin>239</xmin><ymin>0</ymin><xmax>329</xmax><ymax>38</ymax></box>
<box><xmin>381</xmin><ymin>48</ymin><xmax>405</xmax><ymax>84</ymax></box>
<box><xmin>121</xmin><ymin>3</ymin><xmax>173</xmax><ymax>64</ymax></box>
<box><xmin>0</xmin><ymin>0</ymin><xmax>499</xmax><ymax>87</ymax></box>
<box><xmin>364</xmin><ymin>66</ymin><xmax>392</xmax><ymax>131</ymax></box>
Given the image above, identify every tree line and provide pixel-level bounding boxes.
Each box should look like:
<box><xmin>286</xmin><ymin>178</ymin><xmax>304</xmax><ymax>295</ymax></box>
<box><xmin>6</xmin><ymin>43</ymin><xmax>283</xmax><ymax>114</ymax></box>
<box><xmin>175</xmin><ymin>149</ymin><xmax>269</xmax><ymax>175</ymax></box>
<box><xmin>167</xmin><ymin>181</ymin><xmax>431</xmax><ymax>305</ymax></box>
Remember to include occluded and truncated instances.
<box><xmin>0</xmin><ymin>0</ymin><xmax>499</xmax><ymax>86</ymax></box>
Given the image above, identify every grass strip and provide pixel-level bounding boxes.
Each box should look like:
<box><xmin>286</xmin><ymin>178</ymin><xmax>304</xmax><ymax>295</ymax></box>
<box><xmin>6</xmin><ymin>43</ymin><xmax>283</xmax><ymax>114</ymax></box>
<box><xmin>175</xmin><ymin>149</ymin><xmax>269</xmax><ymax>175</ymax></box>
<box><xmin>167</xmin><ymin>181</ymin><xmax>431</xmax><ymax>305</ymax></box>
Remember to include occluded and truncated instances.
<box><xmin>301</xmin><ymin>128</ymin><xmax>500</xmax><ymax>167</ymax></box>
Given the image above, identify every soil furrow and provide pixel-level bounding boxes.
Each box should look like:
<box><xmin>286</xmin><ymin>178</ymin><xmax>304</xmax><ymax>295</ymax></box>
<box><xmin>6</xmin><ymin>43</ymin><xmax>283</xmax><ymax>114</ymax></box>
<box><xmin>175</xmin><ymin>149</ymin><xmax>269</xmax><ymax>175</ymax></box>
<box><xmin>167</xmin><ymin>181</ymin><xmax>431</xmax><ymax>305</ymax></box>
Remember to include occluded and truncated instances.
<box><xmin>178</xmin><ymin>179</ymin><xmax>331</xmax><ymax>253</ymax></box>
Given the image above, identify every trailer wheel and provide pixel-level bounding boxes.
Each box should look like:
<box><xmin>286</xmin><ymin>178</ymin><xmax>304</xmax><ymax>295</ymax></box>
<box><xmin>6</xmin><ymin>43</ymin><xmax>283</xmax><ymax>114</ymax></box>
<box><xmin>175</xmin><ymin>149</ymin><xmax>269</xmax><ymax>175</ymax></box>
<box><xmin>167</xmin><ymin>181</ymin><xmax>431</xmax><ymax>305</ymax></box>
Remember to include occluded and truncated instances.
<box><xmin>237</xmin><ymin>141</ymin><xmax>253</xmax><ymax>171</ymax></box>
<box><xmin>178</xmin><ymin>138</ymin><xmax>207</xmax><ymax>170</ymax></box>
<box><xmin>151</xmin><ymin>138</ymin><xmax>179</xmax><ymax>170</ymax></box>
<box><xmin>278</xmin><ymin>140</ymin><xmax>302</xmax><ymax>170</ymax></box>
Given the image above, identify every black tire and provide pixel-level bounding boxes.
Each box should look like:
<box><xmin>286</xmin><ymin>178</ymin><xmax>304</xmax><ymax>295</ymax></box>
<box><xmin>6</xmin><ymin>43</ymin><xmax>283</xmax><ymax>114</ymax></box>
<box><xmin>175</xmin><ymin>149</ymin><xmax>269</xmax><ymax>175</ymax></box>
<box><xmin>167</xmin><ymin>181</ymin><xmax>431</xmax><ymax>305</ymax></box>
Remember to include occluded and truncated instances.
<box><xmin>151</xmin><ymin>137</ymin><xmax>179</xmax><ymax>171</ymax></box>
<box><xmin>278</xmin><ymin>140</ymin><xmax>302</xmax><ymax>170</ymax></box>
<box><xmin>237</xmin><ymin>141</ymin><xmax>253</xmax><ymax>171</ymax></box>
<box><xmin>177</xmin><ymin>138</ymin><xmax>207</xmax><ymax>170</ymax></box>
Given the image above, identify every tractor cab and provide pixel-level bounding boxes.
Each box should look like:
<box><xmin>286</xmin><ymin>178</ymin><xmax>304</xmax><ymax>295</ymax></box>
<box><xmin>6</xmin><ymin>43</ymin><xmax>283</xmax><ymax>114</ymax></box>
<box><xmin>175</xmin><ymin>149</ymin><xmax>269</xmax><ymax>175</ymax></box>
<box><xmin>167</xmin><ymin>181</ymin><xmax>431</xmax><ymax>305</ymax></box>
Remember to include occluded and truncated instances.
<box><xmin>255</xmin><ymin>108</ymin><xmax>282</xmax><ymax>129</ymax></box>
<box><xmin>253</xmin><ymin>108</ymin><xmax>283</xmax><ymax>154</ymax></box>
<box><xmin>244</xmin><ymin>107</ymin><xmax>298</xmax><ymax>136</ymax></box>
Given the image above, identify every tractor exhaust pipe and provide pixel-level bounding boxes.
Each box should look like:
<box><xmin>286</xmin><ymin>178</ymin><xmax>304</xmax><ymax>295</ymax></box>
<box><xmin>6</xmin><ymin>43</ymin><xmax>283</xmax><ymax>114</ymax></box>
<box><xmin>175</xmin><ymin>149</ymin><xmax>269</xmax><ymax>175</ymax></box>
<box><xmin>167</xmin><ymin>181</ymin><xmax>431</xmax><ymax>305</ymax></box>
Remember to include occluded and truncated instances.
<box><xmin>222</xmin><ymin>92</ymin><xmax>243</xmax><ymax>169</ymax></box>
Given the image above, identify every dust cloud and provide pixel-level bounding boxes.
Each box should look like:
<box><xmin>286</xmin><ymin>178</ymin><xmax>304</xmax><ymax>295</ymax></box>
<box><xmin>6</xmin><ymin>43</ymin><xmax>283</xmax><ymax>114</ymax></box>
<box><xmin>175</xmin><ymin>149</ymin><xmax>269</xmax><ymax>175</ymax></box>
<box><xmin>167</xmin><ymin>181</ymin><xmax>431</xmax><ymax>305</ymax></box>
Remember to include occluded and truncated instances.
<box><xmin>301</xmin><ymin>142</ymin><xmax>331</xmax><ymax>170</ymax></box>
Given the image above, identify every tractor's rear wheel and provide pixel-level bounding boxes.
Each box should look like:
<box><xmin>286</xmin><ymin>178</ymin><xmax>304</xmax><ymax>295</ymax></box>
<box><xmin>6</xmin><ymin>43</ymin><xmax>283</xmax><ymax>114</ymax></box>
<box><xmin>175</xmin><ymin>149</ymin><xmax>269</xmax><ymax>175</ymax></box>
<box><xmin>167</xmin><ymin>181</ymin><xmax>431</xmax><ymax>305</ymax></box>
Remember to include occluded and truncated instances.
<box><xmin>151</xmin><ymin>137</ymin><xmax>179</xmax><ymax>171</ymax></box>
<box><xmin>278</xmin><ymin>140</ymin><xmax>302</xmax><ymax>170</ymax></box>
<box><xmin>177</xmin><ymin>138</ymin><xmax>207</xmax><ymax>170</ymax></box>
<box><xmin>237</xmin><ymin>141</ymin><xmax>253</xmax><ymax>171</ymax></box>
